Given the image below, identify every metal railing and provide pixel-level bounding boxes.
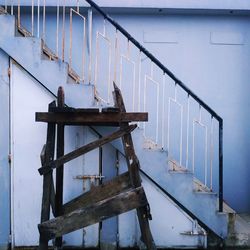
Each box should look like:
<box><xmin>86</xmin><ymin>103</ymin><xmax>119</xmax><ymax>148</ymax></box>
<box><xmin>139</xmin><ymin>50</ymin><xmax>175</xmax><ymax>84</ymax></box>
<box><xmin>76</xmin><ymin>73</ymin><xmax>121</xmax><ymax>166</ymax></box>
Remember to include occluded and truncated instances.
<box><xmin>2</xmin><ymin>0</ymin><xmax>223</xmax><ymax>211</ymax></box>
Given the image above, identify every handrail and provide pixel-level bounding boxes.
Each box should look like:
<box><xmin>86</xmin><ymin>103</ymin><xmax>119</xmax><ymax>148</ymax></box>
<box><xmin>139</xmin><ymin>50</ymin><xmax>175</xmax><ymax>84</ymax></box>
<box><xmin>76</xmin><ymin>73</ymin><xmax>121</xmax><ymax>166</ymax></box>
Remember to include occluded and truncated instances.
<box><xmin>85</xmin><ymin>0</ymin><xmax>223</xmax><ymax>212</ymax></box>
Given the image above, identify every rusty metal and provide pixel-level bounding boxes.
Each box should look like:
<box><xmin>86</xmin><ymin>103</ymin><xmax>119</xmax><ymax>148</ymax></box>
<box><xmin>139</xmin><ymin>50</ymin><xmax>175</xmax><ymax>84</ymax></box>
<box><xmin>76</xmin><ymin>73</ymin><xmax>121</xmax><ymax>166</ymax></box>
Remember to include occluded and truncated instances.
<box><xmin>74</xmin><ymin>174</ymin><xmax>105</xmax><ymax>180</ymax></box>
<box><xmin>17</xmin><ymin>0</ymin><xmax>20</xmax><ymax>27</ymax></box>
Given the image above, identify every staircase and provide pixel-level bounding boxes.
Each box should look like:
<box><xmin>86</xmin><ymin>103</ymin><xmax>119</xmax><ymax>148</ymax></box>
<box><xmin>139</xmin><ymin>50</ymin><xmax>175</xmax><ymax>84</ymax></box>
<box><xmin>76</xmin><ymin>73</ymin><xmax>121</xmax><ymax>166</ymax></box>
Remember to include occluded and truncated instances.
<box><xmin>1</xmin><ymin>1</ymin><xmax>250</xmax><ymax>248</ymax></box>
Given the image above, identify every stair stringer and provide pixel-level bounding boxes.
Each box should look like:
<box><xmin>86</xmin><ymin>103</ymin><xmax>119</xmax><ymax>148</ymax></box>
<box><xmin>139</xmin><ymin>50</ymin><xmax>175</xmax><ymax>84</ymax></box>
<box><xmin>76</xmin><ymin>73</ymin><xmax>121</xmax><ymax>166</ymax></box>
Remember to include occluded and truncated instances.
<box><xmin>94</xmin><ymin>126</ymin><xmax>228</xmax><ymax>239</ymax></box>
<box><xmin>0</xmin><ymin>14</ymin><xmax>94</xmax><ymax>108</ymax></box>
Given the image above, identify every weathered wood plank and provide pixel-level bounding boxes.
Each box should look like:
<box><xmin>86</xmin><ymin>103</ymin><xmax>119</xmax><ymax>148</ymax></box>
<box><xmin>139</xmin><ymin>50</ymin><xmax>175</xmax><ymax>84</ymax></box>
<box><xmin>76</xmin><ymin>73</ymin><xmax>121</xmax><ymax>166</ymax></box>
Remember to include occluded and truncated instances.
<box><xmin>38</xmin><ymin>187</ymin><xmax>147</xmax><ymax>240</ymax></box>
<box><xmin>38</xmin><ymin>101</ymin><xmax>56</xmax><ymax>250</ymax></box>
<box><xmin>55</xmin><ymin>87</ymin><xmax>65</xmax><ymax>248</ymax></box>
<box><xmin>49</xmin><ymin>107</ymin><xmax>100</xmax><ymax>113</ymax></box>
<box><xmin>40</xmin><ymin>144</ymin><xmax>56</xmax><ymax>216</ymax></box>
<box><xmin>62</xmin><ymin>171</ymin><xmax>131</xmax><ymax>214</ymax></box>
<box><xmin>38</xmin><ymin>124</ymin><xmax>137</xmax><ymax>175</ymax></box>
<box><xmin>35</xmin><ymin>112</ymin><xmax>148</xmax><ymax>124</ymax></box>
<box><xmin>113</xmin><ymin>82</ymin><xmax>156</xmax><ymax>250</ymax></box>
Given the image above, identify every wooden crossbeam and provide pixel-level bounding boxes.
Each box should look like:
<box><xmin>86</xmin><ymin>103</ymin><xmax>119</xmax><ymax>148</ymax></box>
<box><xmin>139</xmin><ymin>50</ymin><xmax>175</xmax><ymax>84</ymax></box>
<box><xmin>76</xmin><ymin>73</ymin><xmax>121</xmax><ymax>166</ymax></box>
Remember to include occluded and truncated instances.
<box><xmin>38</xmin><ymin>187</ymin><xmax>147</xmax><ymax>240</ymax></box>
<box><xmin>62</xmin><ymin>171</ymin><xmax>131</xmax><ymax>214</ymax></box>
<box><xmin>35</xmin><ymin>111</ymin><xmax>148</xmax><ymax>126</ymax></box>
<box><xmin>38</xmin><ymin>124</ymin><xmax>137</xmax><ymax>175</ymax></box>
<box><xmin>49</xmin><ymin>107</ymin><xmax>120</xmax><ymax>113</ymax></box>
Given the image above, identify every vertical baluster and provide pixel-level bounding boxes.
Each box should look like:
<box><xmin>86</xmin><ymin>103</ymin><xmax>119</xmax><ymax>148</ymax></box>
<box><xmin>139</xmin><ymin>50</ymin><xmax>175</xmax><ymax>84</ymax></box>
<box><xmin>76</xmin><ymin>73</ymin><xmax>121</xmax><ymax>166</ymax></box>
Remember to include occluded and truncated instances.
<box><xmin>77</xmin><ymin>0</ymin><xmax>80</xmax><ymax>13</ymax></box>
<box><xmin>94</xmin><ymin>29</ymin><xmax>99</xmax><ymax>98</ymax></box>
<box><xmin>5</xmin><ymin>0</ymin><xmax>7</xmax><ymax>13</ymax></box>
<box><xmin>11</xmin><ymin>0</ymin><xmax>13</xmax><ymax>15</ymax></box>
<box><xmin>167</xmin><ymin>87</ymin><xmax>171</xmax><ymax>155</ymax></box>
<box><xmin>219</xmin><ymin>119</ymin><xmax>223</xmax><ymax>212</ymax></box>
<box><xmin>113</xmin><ymin>30</ymin><xmax>118</xmax><ymax>83</ymax></box>
<box><xmin>82</xmin><ymin>13</ymin><xmax>86</xmax><ymax>82</ymax></box>
<box><xmin>186</xmin><ymin>95</ymin><xmax>190</xmax><ymax>169</ymax></box>
<box><xmin>31</xmin><ymin>0</ymin><xmax>34</xmax><ymax>36</ymax></box>
<box><xmin>62</xmin><ymin>0</ymin><xmax>66</xmax><ymax>61</ymax></box>
<box><xmin>56</xmin><ymin>0</ymin><xmax>59</xmax><ymax>57</ymax></box>
<box><xmin>42</xmin><ymin>0</ymin><xmax>46</xmax><ymax>42</ymax></box>
<box><xmin>210</xmin><ymin>117</ymin><xmax>214</xmax><ymax>191</ymax></box>
<box><xmin>18</xmin><ymin>0</ymin><xmax>20</xmax><ymax>27</ymax></box>
<box><xmin>138</xmin><ymin>51</ymin><xmax>142</xmax><ymax>113</ymax></box>
<box><xmin>155</xmin><ymin>67</ymin><xmax>160</xmax><ymax>145</ymax></box>
<box><xmin>204</xmin><ymin>118</ymin><xmax>208</xmax><ymax>187</ymax></box>
<box><xmin>37</xmin><ymin>0</ymin><xmax>40</xmax><ymax>37</ymax></box>
<box><xmin>88</xmin><ymin>8</ymin><xmax>93</xmax><ymax>84</ymax></box>
<box><xmin>119</xmin><ymin>41</ymin><xmax>123</xmax><ymax>90</ymax></box>
<box><xmin>103</xmin><ymin>19</ymin><xmax>112</xmax><ymax>102</ymax></box>
<box><xmin>161</xmin><ymin>73</ymin><xmax>166</xmax><ymax>149</ymax></box>
<box><xmin>192</xmin><ymin>115</ymin><xmax>195</xmax><ymax>174</ymax></box>
<box><xmin>69</xmin><ymin>8</ymin><xmax>73</xmax><ymax>70</ymax></box>
<box><xmin>179</xmin><ymin>90</ymin><xmax>183</xmax><ymax>166</ymax></box>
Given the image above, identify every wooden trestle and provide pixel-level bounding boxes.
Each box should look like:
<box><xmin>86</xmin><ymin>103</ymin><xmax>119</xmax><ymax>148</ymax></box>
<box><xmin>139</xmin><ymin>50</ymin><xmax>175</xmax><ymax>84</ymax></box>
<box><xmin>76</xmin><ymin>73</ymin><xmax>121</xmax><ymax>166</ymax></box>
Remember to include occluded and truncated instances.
<box><xmin>36</xmin><ymin>83</ymin><xmax>156</xmax><ymax>250</ymax></box>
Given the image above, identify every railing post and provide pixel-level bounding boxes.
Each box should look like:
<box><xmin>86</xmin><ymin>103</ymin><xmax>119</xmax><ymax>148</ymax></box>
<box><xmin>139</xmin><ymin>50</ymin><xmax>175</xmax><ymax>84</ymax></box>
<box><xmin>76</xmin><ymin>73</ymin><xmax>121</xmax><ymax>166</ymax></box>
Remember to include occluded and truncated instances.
<box><xmin>219</xmin><ymin>119</ymin><xmax>223</xmax><ymax>212</ymax></box>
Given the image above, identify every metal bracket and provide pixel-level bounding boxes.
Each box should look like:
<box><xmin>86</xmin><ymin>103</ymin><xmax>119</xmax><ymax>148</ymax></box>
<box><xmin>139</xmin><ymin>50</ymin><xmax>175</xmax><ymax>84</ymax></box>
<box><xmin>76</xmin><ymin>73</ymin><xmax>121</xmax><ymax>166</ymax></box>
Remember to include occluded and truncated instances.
<box><xmin>74</xmin><ymin>174</ymin><xmax>105</xmax><ymax>181</ymax></box>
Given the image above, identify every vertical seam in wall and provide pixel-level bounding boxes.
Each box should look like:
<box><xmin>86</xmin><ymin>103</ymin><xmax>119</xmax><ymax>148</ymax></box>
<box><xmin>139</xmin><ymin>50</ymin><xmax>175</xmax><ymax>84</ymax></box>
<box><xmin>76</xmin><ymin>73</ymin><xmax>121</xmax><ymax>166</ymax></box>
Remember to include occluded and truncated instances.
<box><xmin>9</xmin><ymin>59</ymin><xmax>14</xmax><ymax>249</ymax></box>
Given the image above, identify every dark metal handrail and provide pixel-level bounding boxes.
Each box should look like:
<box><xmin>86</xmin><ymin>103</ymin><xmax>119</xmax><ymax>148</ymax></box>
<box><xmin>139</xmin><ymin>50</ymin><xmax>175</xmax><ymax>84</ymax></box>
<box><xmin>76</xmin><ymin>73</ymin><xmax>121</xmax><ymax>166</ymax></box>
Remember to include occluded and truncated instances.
<box><xmin>85</xmin><ymin>0</ymin><xmax>223</xmax><ymax>212</ymax></box>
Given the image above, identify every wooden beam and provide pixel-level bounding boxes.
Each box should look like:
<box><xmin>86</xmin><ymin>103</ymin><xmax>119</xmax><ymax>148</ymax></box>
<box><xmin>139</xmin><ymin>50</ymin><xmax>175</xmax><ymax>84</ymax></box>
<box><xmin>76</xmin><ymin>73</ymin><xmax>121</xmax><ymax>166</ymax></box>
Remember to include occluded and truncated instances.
<box><xmin>38</xmin><ymin>187</ymin><xmax>147</xmax><ymax>240</ymax></box>
<box><xmin>38</xmin><ymin>101</ymin><xmax>56</xmax><ymax>250</ymax></box>
<box><xmin>35</xmin><ymin>112</ymin><xmax>148</xmax><ymax>125</ymax></box>
<box><xmin>63</xmin><ymin>171</ymin><xmax>131</xmax><ymax>214</ymax></box>
<box><xmin>38</xmin><ymin>124</ymin><xmax>137</xmax><ymax>175</ymax></box>
<box><xmin>55</xmin><ymin>87</ymin><xmax>65</xmax><ymax>248</ymax></box>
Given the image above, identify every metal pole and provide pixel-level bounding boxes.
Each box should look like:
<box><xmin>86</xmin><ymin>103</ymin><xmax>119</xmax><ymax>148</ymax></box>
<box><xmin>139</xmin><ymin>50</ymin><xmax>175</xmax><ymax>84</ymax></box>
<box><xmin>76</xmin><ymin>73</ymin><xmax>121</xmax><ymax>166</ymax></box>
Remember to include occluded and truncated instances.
<box><xmin>219</xmin><ymin>119</ymin><xmax>223</xmax><ymax>212</ymax></box>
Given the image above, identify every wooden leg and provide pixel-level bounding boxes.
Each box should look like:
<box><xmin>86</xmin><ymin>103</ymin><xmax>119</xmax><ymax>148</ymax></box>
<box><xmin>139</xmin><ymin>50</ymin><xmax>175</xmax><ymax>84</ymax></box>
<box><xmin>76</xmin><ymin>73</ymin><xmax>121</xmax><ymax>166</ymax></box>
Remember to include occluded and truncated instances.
<box><xmin>38</xmin><ymin>101</ymin><xmax>56</xmax><ymax>250</ymax></box>
<box><xmin>55</xmin><ymin>87</ymin><xmax>65</xmax><ymax>249</ymax></box>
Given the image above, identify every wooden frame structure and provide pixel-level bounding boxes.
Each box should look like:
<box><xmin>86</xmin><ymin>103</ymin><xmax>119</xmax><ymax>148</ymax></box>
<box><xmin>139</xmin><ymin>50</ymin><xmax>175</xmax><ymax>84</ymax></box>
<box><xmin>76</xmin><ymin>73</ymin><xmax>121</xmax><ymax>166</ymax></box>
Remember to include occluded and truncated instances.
<box><xmin>36</xmin><ymin>83</ymin><xmax>156</xmax><ymax>250</ymax></box>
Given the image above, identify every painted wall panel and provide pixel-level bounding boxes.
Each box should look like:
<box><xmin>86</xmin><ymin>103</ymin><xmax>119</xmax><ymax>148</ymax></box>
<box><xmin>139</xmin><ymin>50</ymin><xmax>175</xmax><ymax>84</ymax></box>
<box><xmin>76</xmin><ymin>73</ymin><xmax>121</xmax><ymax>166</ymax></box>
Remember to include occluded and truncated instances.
<box><xmin>0</xmin><ymin>50</ymin><xmax>10</xmax><ymax>250</ymax></box>
<box><xmin>100</xmin><ymin>144</ymin><xmax>118</xmax><ymax>250</ymax></box>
